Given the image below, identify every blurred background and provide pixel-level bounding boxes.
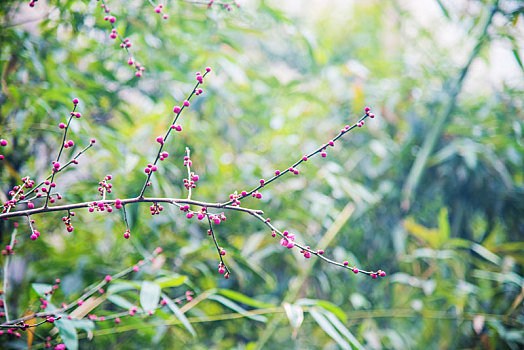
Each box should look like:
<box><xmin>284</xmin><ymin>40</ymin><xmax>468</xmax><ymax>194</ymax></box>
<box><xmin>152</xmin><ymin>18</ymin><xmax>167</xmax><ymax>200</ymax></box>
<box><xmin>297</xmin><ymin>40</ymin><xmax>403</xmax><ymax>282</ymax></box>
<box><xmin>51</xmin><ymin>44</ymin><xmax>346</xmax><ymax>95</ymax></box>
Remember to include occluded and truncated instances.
<box><xmin>1</xmin><ymin>0</ymin><xmax>523</xmax><ymax>348</ymax></box>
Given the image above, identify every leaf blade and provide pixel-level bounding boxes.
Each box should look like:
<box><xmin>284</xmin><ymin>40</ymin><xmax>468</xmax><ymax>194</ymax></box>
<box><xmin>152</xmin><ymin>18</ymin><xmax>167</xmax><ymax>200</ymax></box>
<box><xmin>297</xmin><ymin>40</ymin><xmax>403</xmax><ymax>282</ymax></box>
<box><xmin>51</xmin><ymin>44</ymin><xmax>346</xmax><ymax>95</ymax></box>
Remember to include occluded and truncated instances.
<box><xmin>140</xmin><ymin>281</ymin><xmax>161</xmax><ymax>312</ymax></box>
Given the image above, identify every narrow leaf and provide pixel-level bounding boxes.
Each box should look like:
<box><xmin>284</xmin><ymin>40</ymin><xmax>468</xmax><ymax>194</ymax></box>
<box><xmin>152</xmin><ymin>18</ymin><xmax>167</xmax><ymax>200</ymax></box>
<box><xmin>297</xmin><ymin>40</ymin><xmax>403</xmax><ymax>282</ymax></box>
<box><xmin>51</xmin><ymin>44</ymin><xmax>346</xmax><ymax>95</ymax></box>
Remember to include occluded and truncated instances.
<box><xmin>140</xmin><ymin>281</ymin><xmax>161</xmax><ymax>312</ymax></box>
<box><xmin>295</xmin><ymin>298</ymin><xmax>346</xmax><ymax>323</ymax></box>
<box><xmin>283</xmin><ymin>302</ymin><xmax>304</xmax><ymax>329</ymax></box>
<box><xmin>218</xmin><ymin>289</ymin><xmax>275</xmax><ymax>309</ymax></box>
<box><xmin>155</xmin><ymin>275</ymin><xmax>187</xmax><ymax>289</ymax></box>
<box><xmin>207</xmin><ymin>294</ymin><xmax>267</xmax><ymax>322</ymax></box>
<box><xmin>55</xmin><ymin>318</ymin><xmax>78</xmax><ymax>350</ymax></box>
<box><xmin>163</xmin><ymin>293</ymin><xmax>196</xmax><ymax>337</ymax></box>
<box><xmin>310</xmin><ymin>308</ymin><xmax>350</xmax><ymax>350</ymax></box>
<box><xmin>107</xmin><ymin>295</ymin><xmax>137</xmax><ymax>310</ymax></box>
<box><xmin>438</xmin><ymin>207</ymin><xmax>450</xmax><ymax>244</ymax></box>
<box><xmin>322</xmin><ymin>310</ymin><xmax>365</xmax><ymax>350</ymax></box>
<box><xmin>471</xmin><ymin>243</ymin><xmax>501</xmax><ymax>265</ymax></box>
<box><xmin>107</xmin><ymin>281</ymin><xmax>138</xmax><ymax>294</ymax></box>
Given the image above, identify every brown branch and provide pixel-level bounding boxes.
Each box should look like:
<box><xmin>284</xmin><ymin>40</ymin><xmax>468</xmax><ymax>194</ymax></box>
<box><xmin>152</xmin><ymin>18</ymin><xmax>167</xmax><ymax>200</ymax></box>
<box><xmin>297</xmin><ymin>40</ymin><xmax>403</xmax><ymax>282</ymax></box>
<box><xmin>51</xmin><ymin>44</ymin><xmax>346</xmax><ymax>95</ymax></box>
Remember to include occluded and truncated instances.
<box><xmin>0</xmin><ymin>197</ymin><xmax>263</xmax><ymax>220</ymax></box>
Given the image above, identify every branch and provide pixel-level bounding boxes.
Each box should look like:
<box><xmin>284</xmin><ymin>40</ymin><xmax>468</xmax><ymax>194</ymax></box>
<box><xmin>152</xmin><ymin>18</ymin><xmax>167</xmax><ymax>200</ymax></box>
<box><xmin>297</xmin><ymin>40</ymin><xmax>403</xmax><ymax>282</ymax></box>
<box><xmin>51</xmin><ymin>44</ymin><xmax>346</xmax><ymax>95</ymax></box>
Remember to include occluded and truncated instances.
<box><xmin>0</xmin><ymin>247</ymin><xmax>160</xmax><ymax>327</ymax></box>
<box><xmin>44</xmin><ymin>101</ymin><xmax>79</xmax><ymax>208</ymax></box>
<box><xmin>222</xmin><ymin>109</ymin><xmax>375</xmax><ymax>206</ymax></box>
<box><xmin>99</xmin><ymin>0</ymin><xmax>145</xmax><ymax>76</ymax></box>
<box><xmin>1</xmin><ymin>224</ymin><xmax>18</xmax><ymax>322</ymax></box>
<box><xmin>0</xmin><ymin>197</ymin><xmax>263</xmax><ymax>220</ymax></box>
<box><xmin>207</xmin><ymin>215</ymin><xmax>230</xmax><ymax>278</ymax></box>
<box><xmin>249</xmin><ymin>212</ymin><xmax>385</xmax><ymax>278</ymax></box>
<box><xmin>138</xmin><ymin>69</ymin><xmax>210</xmax><ymax>198</ymax></box>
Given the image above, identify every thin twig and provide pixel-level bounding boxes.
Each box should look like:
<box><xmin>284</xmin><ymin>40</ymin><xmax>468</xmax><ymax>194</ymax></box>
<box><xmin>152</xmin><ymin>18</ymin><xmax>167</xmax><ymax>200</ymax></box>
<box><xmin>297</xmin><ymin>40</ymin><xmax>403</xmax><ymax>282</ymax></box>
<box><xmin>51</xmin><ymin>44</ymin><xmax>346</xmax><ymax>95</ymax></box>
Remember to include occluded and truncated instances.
<box><xmin>249</xmin><ymin>211</ymin><xmax>383</xmax><ymax>277</ymax></box>
<box><xmin>19</xmin><ymin>141</ymin><xmax>95</xmax><ymax>201</ymax></box>
<box><xmin>1</xmin><ymin>224</ymin><xmax>18</xmax><ymax>322</ymax></box>
<box><xmin>207</xmin><ymin>215</ymin><xmax>230</xmax><ymax>277</ymax></box>
<box><xmin>44</xmin><ymin>103</ymin><xmax>77</xmax><ymax>208</ymax></box>
<box><xmin>185</xmin><ymin>147</ymin><xmax>192</xmax><ymax>200</ymax></box>
<box><xmin>221</xmin><ymin>111</ymin><xmax>373</xmax><ymax>205</ymax></box>
<box><xmin>138</xmin><ymin>70</ymin><xmax>210</xmax><ymax>198</ymax></box>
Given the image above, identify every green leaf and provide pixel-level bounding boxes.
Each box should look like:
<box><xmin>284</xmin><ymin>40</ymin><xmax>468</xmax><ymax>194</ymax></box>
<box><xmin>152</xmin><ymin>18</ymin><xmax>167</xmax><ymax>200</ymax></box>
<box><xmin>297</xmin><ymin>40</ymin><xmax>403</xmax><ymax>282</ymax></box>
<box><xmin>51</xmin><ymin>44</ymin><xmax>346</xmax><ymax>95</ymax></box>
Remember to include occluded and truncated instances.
<box><xmin>140</xmin><ymin>281</ymin><xmax>161</xmax><ymax>312</ymax></box>
<box><xmin>207</xmin><ymin>294</ymin><xmax>267</xmax><ymax>323</ymax></box>
<box><xmin>107</xmin><ymin>294</ymin><xmax>137</xmax><ymax>310</ymax></box>
<box><xmin>283</xmin><ymin>302</ymin><xmax>304</xmax><ymax>329</ymax></box>
<box><xmin>107</xmin><ymin>281</ymin><xmax>139</xmax><ymax>294</ymax></box>
<box><xmin>217</xmin><ymin>289</ymin><xmax>275</xmax><ymax>309</ymax></box>
<box><xmin>55</xmin><ymin>318</ymin><xmax>78</xmax><ymax>350</ymax></box>
<box><xmin>404</xmin><ymin>218</ymin><xmax>442</xmax><ymax>248</ymax></box>
<box><xmin>295</xmin><ymin>298</ymin><xmax>346</xmax><ymax>323</ymax></box>
<box><xmin>310</xmin><ymin>307</ymin><xmax>350</xmax><ymax>350</ymax></box>
<box><xmin>471</xmin><ymin>243</ymin><xmax>501</xmax><ymax>265</ymax></box>
<box><xmin>155</xmin><ymin>275</ymin><xmax>187</xmax><ymax>289</ymax></box>
<box><xmin>435</xmin><ymin>0</ymin><xmax>450</xmax><ymax>19</ymax></box>
<box><xmin>512</xmin><ymin>49</ymin><xmax>524</xmax><ymax>72</ymax></box>
<box><xmin>32</xmin><ymin>283</ymin><xmax>52</xmax><ymax>298</ymax></box>
<box><xmin>162</xmin><ymin>293</ymin><xmax>196</xmax><ymax>337</ymax></box>
<box><xmin>69</xmin><ymin>319</ymin><xmax>95</xmax><ymax>334</ymax></box>
<box><xmin>438</xmin><ymin>207</ymin><xmax>450</xmax><ymax>242</ymax></box>
<box><xmin>322</xmin><ymin>310</ymin><xmax>365</xmax><ymax>350</ymax></box>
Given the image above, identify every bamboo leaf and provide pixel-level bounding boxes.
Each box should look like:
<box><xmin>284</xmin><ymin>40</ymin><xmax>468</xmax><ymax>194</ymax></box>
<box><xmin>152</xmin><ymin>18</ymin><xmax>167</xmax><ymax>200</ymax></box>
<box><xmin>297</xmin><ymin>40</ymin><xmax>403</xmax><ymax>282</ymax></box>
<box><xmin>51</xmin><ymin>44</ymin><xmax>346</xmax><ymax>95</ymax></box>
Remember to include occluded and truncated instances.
<box><xmin>310</xmin><ymin>307</ymin><xmax>350</xmax><ymax>350</ymax></box>
<box><xmin>140</xmin><ymin>281</ymin><xmax>161</xmax><ymax>312</ymax></box>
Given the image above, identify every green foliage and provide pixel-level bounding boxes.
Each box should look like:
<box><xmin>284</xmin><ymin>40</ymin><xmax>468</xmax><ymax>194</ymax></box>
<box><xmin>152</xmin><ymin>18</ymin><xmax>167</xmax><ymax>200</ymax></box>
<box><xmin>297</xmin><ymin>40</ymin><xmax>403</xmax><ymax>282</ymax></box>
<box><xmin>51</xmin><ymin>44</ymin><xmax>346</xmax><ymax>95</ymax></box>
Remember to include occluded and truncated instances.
<box><xmin>1</xmin><ymin>0</ymin><xmax>523</xmax><ymax>349</ymax></box>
